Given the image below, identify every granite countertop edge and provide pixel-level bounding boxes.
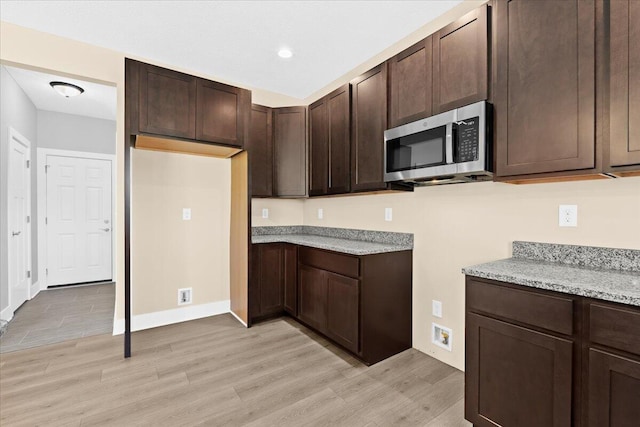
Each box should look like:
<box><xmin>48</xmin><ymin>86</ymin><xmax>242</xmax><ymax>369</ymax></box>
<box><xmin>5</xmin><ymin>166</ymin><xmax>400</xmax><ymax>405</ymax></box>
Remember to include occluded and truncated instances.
<box><xmin>462</xmin><ymin>259</ymin><xmax>640</xmax><ymax>307</ymax></box>
<box><xmin>251</xmin><ymin>234</ymin><xmax>413</xmax><ymax>256</ymax></box>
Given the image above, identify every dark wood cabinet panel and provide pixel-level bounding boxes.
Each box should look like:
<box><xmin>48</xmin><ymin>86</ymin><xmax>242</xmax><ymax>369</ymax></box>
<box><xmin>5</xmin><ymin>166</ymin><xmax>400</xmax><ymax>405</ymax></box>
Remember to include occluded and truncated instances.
<box><xmin>298</xmin><ymin>265</ymin><xmax>328</xmax><ymax>332</ymax></box>
<box><xmin>247</xmin><ymin>104</ymin><xmax>273</xmax><ymax>197</ymax></box>
<box><xmin>283</xmin><ymin>244</ymin><xmax>297</xmax><ymax>316</ymax></box>
<box><xmin>495</xmin><ymin>0</ymin><xmax>596</xmax><ymax>177</ymax></box>
<box><xmin>433</xmin><ymin>5</ymin><xmax>488</xmax><ymax>113</ymax></box>
<box><xmin>351</xmin><ymin>63</ymin><xmax>388</xmax><ymax>192</ymax></box>
<box><xmin>138</xmin><ymin>63</ymin><xmax>197</xmax><ymax>139</ymax></box>
<box><xmin>249</xmin><ymin>244</ymin><xmax>284</xmax><ymax>320</ymax></box>
<box><xmin>609</xmin><ymin>0</ymin><xmax>640</xmax><ymax>168</ymax></box>
<box><xmin>196</xmin><ymin>79</ymin><xmax>249</xmax><ymax>147</ymax></box>
<box><xmin>309</xmin><ymin>85</ymin><xmax>351</xmax><ymax>196</ymax></box>
<box><xmin>588</xmin><ymin>349</ymin><xmax>640</xmax><ymax>427</ymax></box>
<box><xmin>309</xmin><ymin>98</ymin><xmax>328</xmax><ymax>196</ymax></box>
<box><xmin>326</xmin><ymin>272</ymin><xmax>359</xmax><ymax>353</ymax></box>
<box><xmin>589</xmin><ymin>302</ymin><xmax>640</xmax><ymax>356</ymax></box>
<box><xmin>274</xmin><ymin>106</ymin><xmax>307</xmax><ymax>197</ymax></box>
<box><xmin>466</xmin><ymin>312</ymin><xmax>573</xmax><ymax>427</ymax></box>
<box><xmin>388</xmin><ymin>37</ymin><xmax>433</xmax><ymax>128</ymax></box>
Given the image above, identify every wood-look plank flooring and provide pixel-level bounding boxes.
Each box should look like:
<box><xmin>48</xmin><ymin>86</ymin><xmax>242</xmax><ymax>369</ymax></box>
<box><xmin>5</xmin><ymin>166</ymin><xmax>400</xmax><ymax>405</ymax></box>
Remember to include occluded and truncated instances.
<box><xmin>0</xmin><ymin>314</ymin><xmax>470</xmax><ymax>426</ymax></box>
<box><xmin>0</xmin><ymin>284</ymin><xmax>115</xmax><ymax>353</ymax></box>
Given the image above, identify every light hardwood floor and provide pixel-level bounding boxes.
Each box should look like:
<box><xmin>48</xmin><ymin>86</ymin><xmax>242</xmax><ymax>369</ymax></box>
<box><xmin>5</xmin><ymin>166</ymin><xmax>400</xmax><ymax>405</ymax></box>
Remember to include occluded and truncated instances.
<box><xmin>0</xmin><ymin>314</ymin><xmax>470</xmax><ymax>426</ymax></box>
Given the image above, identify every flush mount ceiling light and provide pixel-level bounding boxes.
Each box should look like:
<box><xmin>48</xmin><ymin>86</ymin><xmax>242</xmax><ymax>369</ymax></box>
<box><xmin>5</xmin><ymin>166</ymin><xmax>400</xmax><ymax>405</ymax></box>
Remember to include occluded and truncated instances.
<box><xmin>277</xmin><ymin>48</ymin><xmax>293</xmax><ymax>59</ymax></box>
<box><xmin>50</xmin><ymin>81</ymin><xmax>84</xmax><ymax>97</ymax></box>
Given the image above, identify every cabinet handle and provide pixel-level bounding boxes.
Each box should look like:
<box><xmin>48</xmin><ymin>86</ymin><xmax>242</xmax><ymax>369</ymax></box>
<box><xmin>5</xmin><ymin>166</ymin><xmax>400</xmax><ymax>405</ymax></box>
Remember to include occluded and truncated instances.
<box><xmin>11</xmin><ymin>231</ymin><xmax>21</xmax><ymax>236</ymax></box>
<box><xmin>101</xmin><ymin>228</ymin><xmax>110</xmax><ymax>232</ymax></box>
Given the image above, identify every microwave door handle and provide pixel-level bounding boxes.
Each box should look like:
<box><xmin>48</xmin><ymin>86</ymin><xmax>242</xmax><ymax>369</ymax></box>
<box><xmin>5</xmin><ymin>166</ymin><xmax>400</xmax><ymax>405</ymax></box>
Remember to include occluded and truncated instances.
<box><xmin>445</xmin><ymin>122</ymin><xmax>454</xmax><ymax>164</ymax></box>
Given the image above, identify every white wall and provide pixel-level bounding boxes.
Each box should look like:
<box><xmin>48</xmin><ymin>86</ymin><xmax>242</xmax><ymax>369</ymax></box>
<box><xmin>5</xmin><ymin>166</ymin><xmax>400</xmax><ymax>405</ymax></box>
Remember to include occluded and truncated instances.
<box><xmin>37</xmin><ymin>110</ymin><xmax>115</xmax><ymax>154</ymax></box>
<box><xmin>253</xmin><ymin>176</ymin><xmax>640</xmax><ymax>370</ymax></box>
<box><xmin>0</xmin><ymin>65</ymin><xmax>38</xmax><ymax>316</ymax></box>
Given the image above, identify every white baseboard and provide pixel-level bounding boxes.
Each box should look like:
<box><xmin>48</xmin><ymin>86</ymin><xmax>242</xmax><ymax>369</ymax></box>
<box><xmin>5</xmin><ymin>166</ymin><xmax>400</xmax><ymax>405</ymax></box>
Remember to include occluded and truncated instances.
<box><xmin>112</xmin><ymin>299</ymin><xmax>230</xmax><ymax>335</ymax></box>
<box><xmin>30</xmin><ymin>280</ymin><xmax>41</xmax><ymax>300</ymax></box>
<box><xmin>0</xmin><ymin>306</ymin><xmax>14</xmax><ymax>322</ymax></box>
<box><xmin>229</xmin><ymin>310</ymin><xmax>248</xmax><ymax>327</ymax></box>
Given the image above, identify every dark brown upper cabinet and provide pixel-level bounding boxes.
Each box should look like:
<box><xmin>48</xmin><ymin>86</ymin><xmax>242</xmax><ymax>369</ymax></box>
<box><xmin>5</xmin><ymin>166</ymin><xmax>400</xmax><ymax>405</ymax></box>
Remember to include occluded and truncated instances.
<box><xmin>273</xmin><ymin>106</ymin><xmax>307</xmax><ymax>197</ymax></box>
<box><xmin>131</xmin><ymin>59</ymin><xmax>250</xmax><ymax>149</ymax></box>
<box><xmin>309</xmin><ymin>84</ymin><xmax>351</xmax><ymax>196</ymax></box>
<box><xmin>247</xmin><ymin>104</ymin><xmax>273</xmax><ymax>197</ymax></box>
<box><xmin>350</xmin><ymin>63</ymin><xmax>389</xmax><ymax>192</ymax></box>
<box><xmin>196</xmin><ymin>80</ymin><xmax>250</xmax><ymax>147</ymax></box>
<box><xmin>494</xmin><ymin>0</ymin><xmax>596</xmax><ymax>179</ymax></box>
<box><xmin>138</xmin><ymin>62</ymin><xmax>197</xmax><ymax>139</ymax></box>
<box><xmin>433</xmin><ymin>5</ymin><xmax>489</xmax><ymax>114</ymax></box>
<box><xmin>608</xmin><ymin>0</ymin><xmax>640</xmax><ymax>172</ymax></box>
<box><xmin>388</xmin><ymin>37</ymin><xmax>433</xmax><ymax>128</ymax></box>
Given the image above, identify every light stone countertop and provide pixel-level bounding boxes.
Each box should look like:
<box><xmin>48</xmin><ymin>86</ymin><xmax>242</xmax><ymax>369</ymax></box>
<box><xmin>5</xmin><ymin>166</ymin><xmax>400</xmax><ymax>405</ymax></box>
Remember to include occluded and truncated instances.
<box><xmin>463</xmin><ymin>241</ymin><xmax>640</xmax><ymax>307</ymax></box>
<box><xmin>251</xmin><ymin>226</ymin><xmax>413</xmax><ymax>256</ymax></box>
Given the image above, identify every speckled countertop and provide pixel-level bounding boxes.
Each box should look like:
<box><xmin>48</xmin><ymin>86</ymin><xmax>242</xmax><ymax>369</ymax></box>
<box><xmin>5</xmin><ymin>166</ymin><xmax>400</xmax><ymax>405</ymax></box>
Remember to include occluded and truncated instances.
<box><xmin>252</xmin><ymin>226</ymin><xmax>413</xmax><ymax>256</ymax></box>
<box><xmin>463</xmin><ymin>241</ymin><xmax>640</xmax><ymax>307</ymax></box>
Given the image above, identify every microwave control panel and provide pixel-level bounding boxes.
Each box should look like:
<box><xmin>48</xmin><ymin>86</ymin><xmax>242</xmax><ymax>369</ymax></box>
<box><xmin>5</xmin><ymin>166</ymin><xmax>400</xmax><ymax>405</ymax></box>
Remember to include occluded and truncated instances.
<box><xmin>455</xmin><ymin>117</ymin><xmax>479</xmax><ymax>163</ymax></box>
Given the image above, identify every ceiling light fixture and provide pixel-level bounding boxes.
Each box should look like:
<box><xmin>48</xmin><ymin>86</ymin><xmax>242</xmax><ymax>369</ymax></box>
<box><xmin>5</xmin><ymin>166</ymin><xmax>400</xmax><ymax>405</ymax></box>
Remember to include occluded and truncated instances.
<box><xmin>277</xmin><ymin>48</ymin><xmax>293</xmax><ymax>59</ymax></box>
<box><xmin>50</xmin><ymin>81</ymin><xmax>84</xmax><ymax>97</ymax></box>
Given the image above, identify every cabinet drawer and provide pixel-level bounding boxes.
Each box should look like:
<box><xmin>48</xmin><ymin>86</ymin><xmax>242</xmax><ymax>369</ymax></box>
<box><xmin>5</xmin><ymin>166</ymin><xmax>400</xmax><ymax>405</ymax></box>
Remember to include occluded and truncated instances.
<box><xmin>589</xmin><ymin>302</ymin><xmax>640</xmax><ymax>356</ymax></box>
<box><xmin>466</xmin><ymin>278</ymin><xmax>574</xmax><ymax>335</ymax></box>
<box><xmin>299</xmin><ymin>247</ymin><xmax>359</xmax><ymax>278</ymax></box>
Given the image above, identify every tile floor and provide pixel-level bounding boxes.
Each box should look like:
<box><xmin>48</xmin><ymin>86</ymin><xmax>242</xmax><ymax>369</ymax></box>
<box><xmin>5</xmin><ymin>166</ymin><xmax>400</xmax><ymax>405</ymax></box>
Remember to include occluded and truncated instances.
<box><xmin>0</xmin><ymin>283</ymin><xmax>114</xmax><ymax>353</ymax></box>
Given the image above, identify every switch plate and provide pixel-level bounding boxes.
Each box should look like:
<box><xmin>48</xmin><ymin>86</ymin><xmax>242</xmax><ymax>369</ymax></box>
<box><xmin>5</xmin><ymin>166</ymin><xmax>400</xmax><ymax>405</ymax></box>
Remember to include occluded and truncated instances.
<box><xmin>385</xmin><ymin>207</ymin><xmax>393</xmax><ymax>222</ymax></box>
<box><xmin>182</xmin><ymin>208</ymin><xmax>191</xmax><ymax>221</ymax></box>
<box><xmin>559</xmin><ymin>204</ymin><xmax>578</xmax><ymax>227</ymax></box>
<box><xmin>318</xmin><ymin>208</ymin><xmax>323</xmax><ymax>220</ymax></box>
<box><xmin>261</xmin><ymin>208</ymin><xmax>269</xmax><ymax>219</ymax></box>
<box><xmin>178</xmin><ymin>287</ymin><xmax>192</xmax><ymax>305</ymax></box>
<box><xmin>432</xmin><ymin>300</ymin><xmax>442</xmax><ymax>318</ymax></box>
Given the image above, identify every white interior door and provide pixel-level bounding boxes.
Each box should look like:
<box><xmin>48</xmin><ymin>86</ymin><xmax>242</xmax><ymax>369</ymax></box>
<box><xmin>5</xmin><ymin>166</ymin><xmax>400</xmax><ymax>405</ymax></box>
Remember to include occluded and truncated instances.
<box><xmin>46</xmin><ymin>155</ymin><xmax>112</xmax><ymax>286</ymax></box>
<box><xmin>8</xmin><ymin>130</ymin><xmax>31</xmax><ymax>313</ymax></box>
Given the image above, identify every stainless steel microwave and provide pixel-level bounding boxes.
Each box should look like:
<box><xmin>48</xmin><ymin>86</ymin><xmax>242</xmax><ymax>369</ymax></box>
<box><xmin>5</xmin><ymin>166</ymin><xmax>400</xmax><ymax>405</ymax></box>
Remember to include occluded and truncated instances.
<box><xmin>384</xmin><ymin>101</ymin><xmax>493</xmax><ymax>185</ymax></box>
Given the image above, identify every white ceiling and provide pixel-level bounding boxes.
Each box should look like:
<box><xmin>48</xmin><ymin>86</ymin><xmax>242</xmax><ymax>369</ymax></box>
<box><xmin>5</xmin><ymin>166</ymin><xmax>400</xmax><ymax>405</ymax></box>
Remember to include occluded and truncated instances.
<box><xmin>0</xmin><ymin>0</ymin><xmax>463</xmax><ymax>99</ymax></box>
<box><xmin>3</xmin><ymin>66</ymin><xmax>117</xmax><ymax>121</ymax></box>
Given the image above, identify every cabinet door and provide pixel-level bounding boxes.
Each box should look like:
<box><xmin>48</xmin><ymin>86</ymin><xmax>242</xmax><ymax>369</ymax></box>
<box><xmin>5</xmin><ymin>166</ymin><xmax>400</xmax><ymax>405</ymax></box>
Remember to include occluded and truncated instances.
<box><xmin>495</xmin><ymin>0</ymin><xmax>596</xmax><ymax>177</ymax></box>
<box><xmin>466</xmin><ymin>312</ymin><xmax>573</xmax><ymax>427</ymax></box>
<box><xmin>274</xmin><ymin>107</ymin><xmax>307</xmax><ymax>197</ymax></box>
<box><xmin>609</xmin><ymin>0</ymin><xmax>640</xmax><ymax>168</ymax></box>
<box><xmin>326</xmin><ymin>272</ymin><xmax>359</xmax><ymax>353</ymax></box>
<box><xmin>196</xmin><ymin>79</ymin><xmax>249</xmax><ymax>147</ymax></box>
<box><xmin>351</xmin><ymin>63</ymin><xmax>388</xmax><ymax>192</ymax></box>
<box><xmin>298</xmin><ymin>265</ymin><xmax>327</xmax><ymax>332</ymax></box>
<box><xmin>283</xmin><ymin>244</ymin><xmax>298</xmax><ymax>316</ymax></box>
<box><xmin>588</xmin><ymin>349</ymin><xmax>640</xmax><ymax>427</ymax></box>
<box><xmin>258</xmin><ymin>244</ymin><xmax>284</xmax><ymax>316</ymax></box>
<box><xmin>248</xmin><ymin>104</ymin><xmax>273</xmax><ymax>197</ymax></box>
<box><xmin>327</xmin><ymin>84</ymin><xmax>351</xmax><ymax>194</ymax></box>
<box><xmin>138</xmin><ymin>63</ymin><xmax>196</xmax><ymax>139</ymax></box>
<box><xmin>433</xmin><ymin>5</ymin><xmax>488</xmax><ymax>113</ymax></box>
<box><xmin>309</xmin><ymin>98</ymin><xmax>328</xmax><ymax>196</ymax></box>
<box><xmin>388</xmin><ymin>37</ymin><xmax>433</xmax><ymax>127</ymax></box>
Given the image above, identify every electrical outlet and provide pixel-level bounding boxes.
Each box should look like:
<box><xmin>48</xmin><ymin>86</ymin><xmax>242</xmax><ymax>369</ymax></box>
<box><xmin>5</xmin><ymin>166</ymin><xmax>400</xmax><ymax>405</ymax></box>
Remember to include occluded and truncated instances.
<box><xmin>317</xmin><ymin>208</ymin><xmax>324</xmax><ymax>220</ymax></box>
<box><xmin>178</xmin><ymin>288</ymin><xmax>192</xmax><ymax>305</ymax></box>
<box><xmin>559</xmin><ymin>204</ymin><xmax>578</xmax><ymax>227</ymax></box>
<box><xmin>385</xmin><ymin>207</ymin><xmax>393</xmax><ymax>222</ymax></box>
<box><xmin>432</xmin><ymin>300</ymin><xmax>442</xmax><ymax>318</ymax></box>
<box><xmin>432</xmin><ymin>323</ymin><xmax>452</xmax><ymax>351</ymax></box>
<box><xmin>182</xmin><ymin>208</ymin><xmax>191</xmax><ymax>221</ymax></box>
<box><xmin>261</xmin><ymin>208</ymin><xmax>269</xmax><ymax>219</ymax></box>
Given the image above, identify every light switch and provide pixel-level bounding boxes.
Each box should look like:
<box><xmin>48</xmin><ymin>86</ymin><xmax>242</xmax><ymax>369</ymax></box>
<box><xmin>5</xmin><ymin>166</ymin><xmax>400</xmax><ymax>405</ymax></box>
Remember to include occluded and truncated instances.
<box><xmin>318</xmin><ymin>208</ymin><xmax>324</xmax><ymax>220</ymax></box>
<box><xmin>182</xmin><ymin>208</ymin><xmax>191</xmax><ymax>221</ymax></box>
<box><xmin>261</xmin><ymin>208</ymin><xmax>269</xmax><ymax>219</ymax></box>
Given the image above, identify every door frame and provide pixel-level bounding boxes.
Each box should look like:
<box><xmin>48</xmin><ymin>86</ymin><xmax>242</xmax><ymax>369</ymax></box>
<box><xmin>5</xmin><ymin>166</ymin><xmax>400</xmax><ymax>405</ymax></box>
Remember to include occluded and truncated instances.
<box><xmin>37</xmin><ymin>148</ymin><xmax>116</xmax><ymax>290</ymax></box>
<box><xmin>5</xmin><ymin>127</ymin><xmax>32</xmax><ymax>320</ymax></box>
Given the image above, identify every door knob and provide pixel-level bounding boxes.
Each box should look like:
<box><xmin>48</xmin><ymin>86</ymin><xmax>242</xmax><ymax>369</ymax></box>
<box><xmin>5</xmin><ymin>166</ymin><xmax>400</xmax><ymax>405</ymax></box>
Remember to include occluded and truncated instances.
<box><xmin>11</xmin><ymin>231</ymin><xmax>21</xmax><ymax>236</ymax></box>
<box><xmin>101</xmin><ymin>228</ymin><xmax>110</xmax><ymax>232</ymax></box>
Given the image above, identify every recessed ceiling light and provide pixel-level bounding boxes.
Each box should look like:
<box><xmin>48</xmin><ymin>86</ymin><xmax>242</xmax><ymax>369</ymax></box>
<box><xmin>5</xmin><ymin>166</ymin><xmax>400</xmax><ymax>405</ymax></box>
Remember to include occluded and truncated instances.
<box><xmin>277</xmin><ymin>48</ymin><xmax>293</xmax><ymax>59</ymax></box>
<box><xmin>50</xmin><ymin>81</ymin><xmax>84</xmax><ymax>97</ymax></box>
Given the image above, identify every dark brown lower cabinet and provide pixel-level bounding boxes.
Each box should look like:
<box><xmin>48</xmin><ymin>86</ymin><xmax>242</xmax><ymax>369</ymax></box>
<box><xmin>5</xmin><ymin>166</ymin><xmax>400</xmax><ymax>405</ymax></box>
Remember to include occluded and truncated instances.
<box><xmin>250</xmin><ymin>244</ymin><xmax>284</xmax><ymax>320</ymax></box>
<box><xmin>283</xmin><ymin>244</ymin><xmax>297</xmax><ymax>316</ymax></box>
<box><xmin>326</xmin><ymin>272</ymin><xmax>359</xmax><ymax>353</ymax></box>
<box><xmin>298</xmin><ymin>265</ymin><xmax>328</xmax><ymax>331</ymax></box>
<box><xmin>466</xmin><ymin>276</ymin><xmax>640</xmax><ymax>427</ymax></box>
<box><xmin>466</xmin><ymin>312</ymin><xmax>573</xmax><ymax>427</ymax></box>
